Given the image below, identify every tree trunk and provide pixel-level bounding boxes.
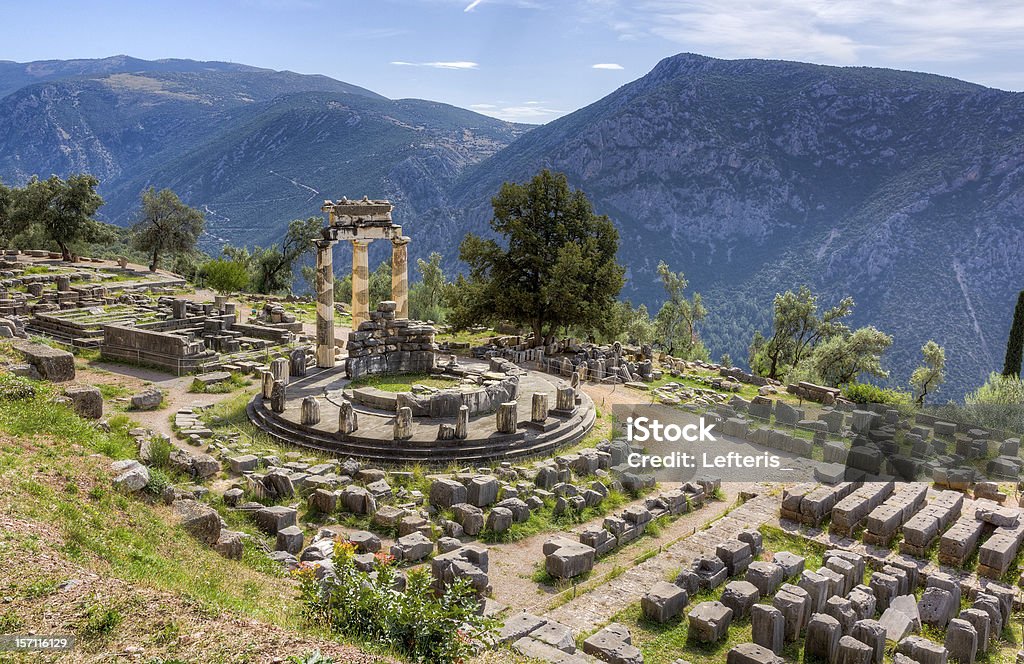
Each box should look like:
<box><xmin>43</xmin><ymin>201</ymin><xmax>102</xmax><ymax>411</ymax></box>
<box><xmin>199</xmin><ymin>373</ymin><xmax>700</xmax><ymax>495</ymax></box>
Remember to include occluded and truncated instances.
<box><xmin>58</xmin><ymin>240</ymin><xmax>71</xmax><ymax>262</ymax></box>
<box><xmin>151</xmin><ymin>247</ymin><xmax>160</xmax><ymax>272</ymax></box>
<box><xmin>532</xmin><ymin>320</ymin><xmax>543</xmax><ymax>348</ymax></box>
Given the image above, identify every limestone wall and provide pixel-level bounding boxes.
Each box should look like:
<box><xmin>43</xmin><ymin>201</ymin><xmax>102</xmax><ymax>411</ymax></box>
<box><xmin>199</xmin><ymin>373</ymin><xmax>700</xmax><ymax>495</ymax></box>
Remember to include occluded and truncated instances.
<box><xmin>345</xmin><ymin>303</ymin><xmax>437</xmax><ymax>379</ymax></box>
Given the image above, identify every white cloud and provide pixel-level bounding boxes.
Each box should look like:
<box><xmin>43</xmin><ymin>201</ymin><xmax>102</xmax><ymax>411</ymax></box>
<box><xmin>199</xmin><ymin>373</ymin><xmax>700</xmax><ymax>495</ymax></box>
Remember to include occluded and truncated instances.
<box><xmin>594</xmin><ymin>0</ymin><xmax>1024</xmax><ymax>67</ymax></box>
<box><xmin>469</xmin><ymin>101</ymin><xmax>564</xmax><ymax>122</ymax></box>
<box><xmin>390</xmin><ymin>60</ymin><xmax>479</xmax><ymax>69</ymax></box>
<box><xmin>464</xmin><ymin>0</ymin><xmax>483</xmax><ymax>11</ymax></box>
<box><xmin>592</xmin><ymin>63</ymin><xmax>624</xmax><ymax>70</ymax></box>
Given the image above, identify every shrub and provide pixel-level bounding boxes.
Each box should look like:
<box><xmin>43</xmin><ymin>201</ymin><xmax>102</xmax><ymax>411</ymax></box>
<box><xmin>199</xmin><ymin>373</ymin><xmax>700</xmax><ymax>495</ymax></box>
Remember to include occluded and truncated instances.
<box><xmin>144</xmin><ymin>468</ymin><xmax>172</xmax><ymax>497</ymax></box>
<box><xmin>841</xmin><ymin>382</ymin><xmax>911</xmax><ymax>407</ymax></box>
<box><xmin>296</xmin><ymin>541</ymin><xmax>495</xmax><ymax>663</ymax></box>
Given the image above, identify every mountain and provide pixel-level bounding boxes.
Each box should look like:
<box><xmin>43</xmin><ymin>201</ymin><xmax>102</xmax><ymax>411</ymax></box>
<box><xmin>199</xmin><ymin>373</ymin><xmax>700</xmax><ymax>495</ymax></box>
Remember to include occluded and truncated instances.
<box><xmin>421</xmin><ymin>54</ymin><xmax>1024</xmax><ymax>401</ymax></box>
<box><xmin>2</xmin><ymin>54</ymin><xmax>1022</xmax><ymax>399</ymax></box>
<box><xmin>0</xmin><ymin>56</ymin><xmax>526</xmax><ymax>254</ymax></box>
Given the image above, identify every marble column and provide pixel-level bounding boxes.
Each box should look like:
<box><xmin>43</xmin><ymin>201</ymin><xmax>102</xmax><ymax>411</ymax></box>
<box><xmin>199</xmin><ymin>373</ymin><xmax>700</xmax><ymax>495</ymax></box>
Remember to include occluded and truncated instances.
<box><xmin>391</xmin><ymin>235</ymin><xmax>410</xmax><ymax>319</ymax></box>
<box><xmin>351</xmin><ymin>239</ymin><xmax>371</xmax><ymax>329</ymax></box>
<box><xmin>315</xmin><ymin>239</ymin><xmax>335</xmax><ymax>368</ymax></box>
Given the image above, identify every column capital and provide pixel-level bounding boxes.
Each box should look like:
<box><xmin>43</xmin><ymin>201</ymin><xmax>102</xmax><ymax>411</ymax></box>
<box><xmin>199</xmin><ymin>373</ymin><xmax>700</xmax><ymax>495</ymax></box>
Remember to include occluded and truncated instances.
<box><xmin>351</xmin><ymin>238</ymin><xmax>373</xmax><ymax>248</ymax></box>
<box><xmin>391</xmin><ymin>235</ymin><xmax>411</xmax><ymax>246</ymax></box>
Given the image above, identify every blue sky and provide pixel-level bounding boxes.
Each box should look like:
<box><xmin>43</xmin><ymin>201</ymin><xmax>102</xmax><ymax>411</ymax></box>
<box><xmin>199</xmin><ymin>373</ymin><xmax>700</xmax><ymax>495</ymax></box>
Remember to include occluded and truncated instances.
<box><xmin>3</xmin><ymin>0</ymin><xmax>1023</xmax><ymax>123</ymax></box>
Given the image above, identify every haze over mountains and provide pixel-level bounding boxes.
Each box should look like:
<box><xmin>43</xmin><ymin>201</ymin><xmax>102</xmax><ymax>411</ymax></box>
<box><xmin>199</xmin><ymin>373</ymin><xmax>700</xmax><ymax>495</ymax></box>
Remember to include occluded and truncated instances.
<box><xmin>1</xmin><ymin>53</ymin><xmax>1022</xmax><ymax>400</ymax></box>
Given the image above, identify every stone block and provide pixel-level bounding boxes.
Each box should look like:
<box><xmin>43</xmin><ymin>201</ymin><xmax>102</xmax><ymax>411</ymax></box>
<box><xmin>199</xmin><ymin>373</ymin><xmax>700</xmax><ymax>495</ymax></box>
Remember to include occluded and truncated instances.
<box><xmin>851</xmin><ymin>619</ymin><xmax>885</xmax><ymax>664</ymax></box>
<box><xmin>945</xmin><ymin>618</ymin><xmax>977</xmax><ymax>664</ymax></box>
<box><xmin>721</xmin><ymin>580</ymin><xmax>760</xmax><ymax>619</ymax></box>
<box><xmin>688</xmin><ymin>601</ymin><xmax>733</xmax><ymax>643</ymax></box>
<box><xmin>546</xmin><ymin>541</ymin><xmax>595</xmax><ymax>579</ymax></box>
<box><xmin>772</xmin><ymin>551</ymin><xmax>805</xmax><ymax>579</ymax></box>
<box><xmin>726</xmin><ymin>642</ymin><xmax>782</xmax><ymax>664</ymax></box>
<box><xmin>751</xmin><ymin>604</ymin><xmax>785</xmax><ymax>655</ymax></box>
<box><xmin>747</xmin><ymin>561</ymin><xmax>783</xmax><ymax>597</ymax></box>
<box><xmin>773</xmin><ymin>587</ymin><xmax>809</xmax><ymax>642</ymax></box>
<box><xmin>836</xmin><ymin>635</ymin><xmax>874</xmax><ymax>664</ymax></box>
<box><xmin>582</xmin><ymin>622</ymin><xmax>643</xmax><ymax>664</ymax></box>
<box><xmin>805</xmin><ymin>613</ymin><xmax>842</xmax><ymax>663</ymax></box>
<box><xmin>254</xmin><ymin>505</ymin><xmax>296</xmax><ymax>536</ymax></box>
<box><xmin>390</xmin><ymin>531</ymin><xmax>434</xmax><ymax>562</ymax></box>
<box><xmin>918</xmin><ymin>587</ymin><xmax>955</xmax><ymax>628</ymax></box>
<box><xmin>443</xmin><ymin>503</ymin><xmax>481</xmax><ymax>538</ymax></box>
<box><xmin>641</xmin><ymin>581</ymin><xmax>688</xmax><ymax>623</ymax></box>
<box><xmin>430</xmin><ymin>478</ymin><xmax>468</xmax><ymax>508</ymax></box>
<box><xmin>276</xmin><ymin>525</ymin><xmax>304</xmax><ymax>554</ymax></box>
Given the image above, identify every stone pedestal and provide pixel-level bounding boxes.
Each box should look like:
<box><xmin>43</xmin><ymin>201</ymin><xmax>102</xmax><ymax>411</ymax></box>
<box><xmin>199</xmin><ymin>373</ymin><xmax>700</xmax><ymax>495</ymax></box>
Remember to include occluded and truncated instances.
<box><xmin>497</xmin><ymin>401</ymin><xmax>518</xmax><ymax>434</ymax></box>
<box><xmin>171</xmin><ymin>299</ymin><xmax>188</xmax><ymax>319</ymax></box>
<box><xmin>270</xmin><ymin>357</ymin><xmax>290</xmax><ymax>386</ymax></box>
<box><xmin>394</xmin><ymin>406</ymin><xmax>413</xmax><ymax>440</ymax></box>
<box><xmin>391</xmin><ymin>236</ymin><xmax>410</xmax><ymax>319</ymax></box>
<box><xmin>339</xmin><ymin>399</ymin><xmax>358</xmax><ymax>434</ymax></box>
<box><xmin>301</xmin><ymin>396</ymin><xmax>321</xmax><ymax>425</ymax></box>
<box><xmin>455</xmin><ymin>405</ymin><xmax>469</xmax><ymax>439</ymax></box>
<box><xmin>531</xmin><ymin>392</ymin><xmax>549</xmax><ymax>422</ymax></box>
<box><xmin>315</xmin><ymin>239</ymin><xmax>336</xmax><ymax>368</ymax></box>
<box><xmin>351</xmin><ymin>239</ymin><xmax>371</xmax><ymax>329</ymax></box>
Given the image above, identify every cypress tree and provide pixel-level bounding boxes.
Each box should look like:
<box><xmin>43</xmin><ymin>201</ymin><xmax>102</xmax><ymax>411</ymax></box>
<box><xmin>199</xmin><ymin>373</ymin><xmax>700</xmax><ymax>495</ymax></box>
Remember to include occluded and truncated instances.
<box><xmin>1002</xmin><ymin>290</ymin><xmax>1024</xmax><ymax>377</ymax></box>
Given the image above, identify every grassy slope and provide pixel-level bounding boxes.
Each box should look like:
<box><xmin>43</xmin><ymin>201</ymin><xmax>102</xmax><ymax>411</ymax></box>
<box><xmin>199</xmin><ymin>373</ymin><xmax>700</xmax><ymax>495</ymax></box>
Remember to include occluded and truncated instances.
<box><xmin>0</xmin><ymin>372</ymin><xmax>383</xmax><ymax>663</ymax></box>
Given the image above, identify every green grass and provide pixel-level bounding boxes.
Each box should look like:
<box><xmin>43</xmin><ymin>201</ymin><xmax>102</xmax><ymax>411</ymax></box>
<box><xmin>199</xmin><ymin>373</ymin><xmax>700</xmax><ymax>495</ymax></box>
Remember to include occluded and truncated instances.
<box><xmin>0</xmin><ymin>373</ymin><xmax>309</xmax><ymax>630</ymax></box>
<box><xmin>97</xmin><ymin>383</ymin><xmax>132</xmax><ymax>400</ymax></box>
<box><xmin>346</xmin><ymin>372</ymin><xmax>458</xmax><ymax>393</ymax></box>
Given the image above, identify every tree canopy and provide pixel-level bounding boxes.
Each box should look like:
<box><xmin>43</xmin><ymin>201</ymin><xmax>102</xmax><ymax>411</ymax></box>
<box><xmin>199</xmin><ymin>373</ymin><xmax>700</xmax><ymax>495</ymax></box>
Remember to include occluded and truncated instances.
<box><xmin>131</xmin><ymin>187</ymin><xmax>205</xmax><ymax>272</ymax></box>
<box><xmin>749</xmin><ymin>286</ymin><xmax>853</xmax><ymax>381</ymax></box>
<box><xmin>910</xmin><ymin>340</ymin><xmax>946</xmax><ymax>405</ymax></box>
<box><xmin>449</xmin><ymin>169</ymin><xmax>624</xmax><ymax>344</ymax></box>
<box><xmin>409</xmin><ymin>252</ymin><xmax>449</xmax><ymax>322</ymax></box>
<box><xmin>201</xmin><ymin>257</ymin><xmax>250</xmax><ymax>294</ymax></box>
<box><xmin>224</xmin><ymin>216</ymin><xmax>321</xmax><ymax>294</ymax></box>
<box><xmin>12</xmin><ymin>174</ymin><xmax>104</xmax><ymax>261</ymax></box>
<box><xmin>653</xmin><ymin>260</ymin><xmax>708</xmax><ymax>359</ymax></box>
<box><xmin>1002</xmin><ymin>290</ymin><xmax>1024</xmax><ymax>377</ymax></box>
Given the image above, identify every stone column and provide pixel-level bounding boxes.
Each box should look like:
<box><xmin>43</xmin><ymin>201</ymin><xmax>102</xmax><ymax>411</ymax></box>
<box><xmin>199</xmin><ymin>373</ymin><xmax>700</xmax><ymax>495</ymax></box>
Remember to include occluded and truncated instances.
<box><xmin>261</xmin><ymin>370</ymin><xmax>275</xmax><ymax>399</ymax></box>
<box><xmin>556</xmin><ymin>386</ymin><xmax>575</xmax><ymax>412</ymax></box>
<box><xmin>315</xmin><ymin>239</ymin><xmax>336</xmax><ymax>368</ymax></box>
<box><xmin>270</xmin><ymin>357</ymin><xmax>290</xmax><ymax>386</ymax></box>
<box><xmin>455</xmin><ymin>405</ymin><xmax>469</xmax><ymax>439</ymax></box>
<box><xmin>531</xmin><ymin>393</ymin><xmax>549</xmax><ymax>423</ymax></box>
<box><xmin>300</xmin><ymin>396</ymin><xmax>321</xmax><ymax>425</ymax></box>
<box><xmin>338</xmin><ymin>399</ymin><xmax>358</xmax><ymax>434</ymax></box>
<box><xmin>351</xmin><ymin>239</ymin><xmax>371</xmax><ymax>329</ymax></box>
<box><xmin>497</xmin><ymin>401</ymin><xmax>518</xmax><ymax>434</ymax></box>
<box><xmin>270</xmin><ymin>380</ymin><xmax>287</xmax><ymax>413</ymax></box>
<box><xmin>390</xmin><ymin>236</ymin><xmax>410</xmax><ymax>319</ymax></box>
<box><xmin>394</xmin><ymin>406</ymin><xmax>413</xmax><ymax>440</ymax></box>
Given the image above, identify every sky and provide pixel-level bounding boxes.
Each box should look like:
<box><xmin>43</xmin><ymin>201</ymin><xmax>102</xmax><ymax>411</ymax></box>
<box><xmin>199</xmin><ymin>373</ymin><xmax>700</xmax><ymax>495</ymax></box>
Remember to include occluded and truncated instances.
<box><xmin>2</xmin><ymin>0</ymin><xmax>1024</xmax><ymax>123</ymax></box>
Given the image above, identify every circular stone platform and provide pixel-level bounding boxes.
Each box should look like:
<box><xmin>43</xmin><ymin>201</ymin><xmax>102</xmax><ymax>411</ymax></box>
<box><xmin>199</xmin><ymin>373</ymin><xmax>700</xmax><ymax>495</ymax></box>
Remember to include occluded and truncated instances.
<box><xmin>247</xmin><ymin>358</ymin><xmax>596</xmax><ymax>465</ymax></box>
